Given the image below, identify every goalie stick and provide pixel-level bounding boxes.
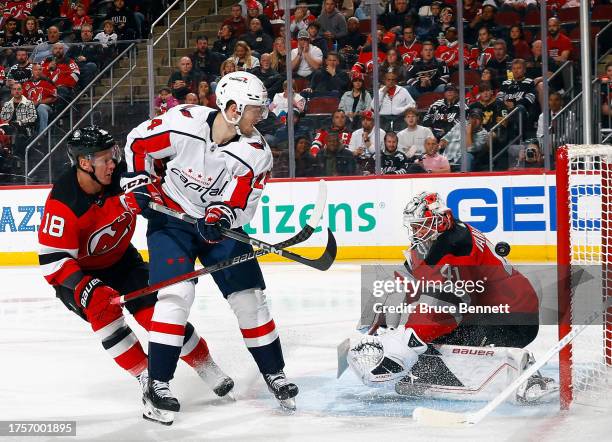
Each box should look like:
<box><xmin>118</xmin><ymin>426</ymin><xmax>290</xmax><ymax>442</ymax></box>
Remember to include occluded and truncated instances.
<box><xmin>112</xmin><ymin>180</ymin><xmax>332</xmax><ymax>305</ymax></box>
<box><xmin>412</xmin><ymin>298</ymin><xmax>612</xmax><ymax>426</ymax></box>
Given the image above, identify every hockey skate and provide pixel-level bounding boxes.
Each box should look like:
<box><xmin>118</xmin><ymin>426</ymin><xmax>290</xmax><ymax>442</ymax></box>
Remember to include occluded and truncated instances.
<box><xmin>263</xmin><ymin>370</ymin><xmax>299</xmax><ymax>411</ymax></box>
<box><xmin>195</xmin><ymin>357</ymin><xmax>235</xmax><ymax>398</ymax></box>
<box><xmin>142</xmin><ymin>379</ymin><xmax>180</xmax><ymax>425</ymax></box>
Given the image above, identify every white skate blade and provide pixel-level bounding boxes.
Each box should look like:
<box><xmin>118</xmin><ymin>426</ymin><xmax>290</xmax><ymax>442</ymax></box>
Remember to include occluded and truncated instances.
<box><xmin>278</xmin><ymin>397</ymin><xmax>296</xmax><ymax>412</ymax></box>
<box><xmin>143</xmin><ymin>399</ymin><xmax>175</xmax><ymax>425</ymax></box>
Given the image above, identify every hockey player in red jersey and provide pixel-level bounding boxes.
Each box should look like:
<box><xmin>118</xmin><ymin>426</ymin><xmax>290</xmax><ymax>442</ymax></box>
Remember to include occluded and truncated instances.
<box><xmin>38</xmin><ymin>126</ymin><xmax>234</xmax><ymax>425</ymax></box>
<box><xmin>348</xmin><ymin>191</ymin><xmax>555</xmax><ymax>403</ymax></box>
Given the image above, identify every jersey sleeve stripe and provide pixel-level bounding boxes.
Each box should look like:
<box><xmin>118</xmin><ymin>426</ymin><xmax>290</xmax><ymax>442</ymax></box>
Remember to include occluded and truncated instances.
<box><xmin>222</xmin><ymin>150</ymin><xmax>256</xmax><ymax>210</ymax></box>
<box><xmin>39</xmin><ymin>257</ymin><xmax>73</xmax><ymax>277</ymax></box>
<box><xmin>39</xmin><ymin>245</ymin><xmax>79</xmax><ymax>257</ymax></box>
<box><xmin>38</xmin><ymin>251</ymin><xmax>75</xmax><ymax>266</ymax></box>
<box><xmin>128</xmin><ymin>132</ymin><xmax>173</xmax><ymax>172</ymax></box>
<box><xmin>41</xmin><ymin>258</ymin><xmax>82</xmax><ymax>287</ymax></box>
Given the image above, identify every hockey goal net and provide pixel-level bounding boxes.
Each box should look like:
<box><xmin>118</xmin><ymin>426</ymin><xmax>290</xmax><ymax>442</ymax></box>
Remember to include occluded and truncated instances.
<box><xmin>556</xmin><ymin>144</ymin><xmax>612</xmax><ymax>410</ymax></box>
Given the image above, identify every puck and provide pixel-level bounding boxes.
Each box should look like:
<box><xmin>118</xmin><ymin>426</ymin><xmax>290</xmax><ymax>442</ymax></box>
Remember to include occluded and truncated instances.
<box><xmin>495</xmin><ymin>241</ymin><xmax>511</xmax><ymax>257</ymax></box>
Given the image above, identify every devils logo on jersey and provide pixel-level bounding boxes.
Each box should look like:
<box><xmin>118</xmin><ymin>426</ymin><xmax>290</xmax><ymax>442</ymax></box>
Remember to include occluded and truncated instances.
<box><xmin>87</xmin><ymin>212</ymin><xmax>134</xmax><ymax>256</ymax></box>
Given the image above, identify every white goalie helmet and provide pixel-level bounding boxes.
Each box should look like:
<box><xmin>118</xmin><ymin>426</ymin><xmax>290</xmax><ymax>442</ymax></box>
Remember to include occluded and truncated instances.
<box><xmin>216</xmin><ymin>71</ymin><xmax>269</xmax><ymax>126</ymax></box>
<box><xmin>403</xmin><ymin>191</ymin><xmax>454</xmax><ymax>249</ymax></box>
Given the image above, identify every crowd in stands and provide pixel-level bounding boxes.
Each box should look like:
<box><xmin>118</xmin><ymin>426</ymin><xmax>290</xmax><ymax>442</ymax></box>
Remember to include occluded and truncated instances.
<box><xmin>0</xmin><ymin>0</ymin><xmax>162</xmax><ymax>182</ymax></box>
<box><xmin>150</xmin><ymin>0</ymin><xmax>609</xmax><ymax>177</ymax></box>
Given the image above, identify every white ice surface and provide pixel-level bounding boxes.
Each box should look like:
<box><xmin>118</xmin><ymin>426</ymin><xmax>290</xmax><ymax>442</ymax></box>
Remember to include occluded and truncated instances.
<box><xmin>0</xmin><ymin>263</ymin><xmax>611</xmax><ymax>442</ymax></box>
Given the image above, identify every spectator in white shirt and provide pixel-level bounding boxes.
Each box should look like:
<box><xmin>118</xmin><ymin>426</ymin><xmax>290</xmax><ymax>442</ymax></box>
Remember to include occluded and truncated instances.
<box><xmin>291</xmin><ymin>29</ymin><xmax>323</xmax><ymax>79</ymax></box>
<box><xmin>397</xmin><ymin>107</ymin><xmax>435</xmax><ymax>157</ymax></box>
<box><xmin>348</xmin><ymin>110</ymin><xmax>386</xmax><ymax>157</ymax></box>
<box><xmin>269</xmin><ymin>79</ymin><xmax>306</xmax><ymax>116</ymax></box>
<box><xmin>375</xmin><ymin>69</ymin><xmax>416</xmax><ymax>131</ymax></box>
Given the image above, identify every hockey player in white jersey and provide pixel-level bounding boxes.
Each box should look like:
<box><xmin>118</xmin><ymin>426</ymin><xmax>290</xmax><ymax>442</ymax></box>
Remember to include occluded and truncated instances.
<box><xmin>121</xmin><ymin>72</ymin><xmax>297</xmax><ymax>424</ymax></box>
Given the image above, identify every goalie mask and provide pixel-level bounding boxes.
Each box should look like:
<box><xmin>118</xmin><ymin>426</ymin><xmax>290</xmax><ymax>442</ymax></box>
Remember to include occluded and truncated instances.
<box><xmin>403</xmin><ymin>192</ymin><xmax>453</xmax><ymax>250</ymax></box>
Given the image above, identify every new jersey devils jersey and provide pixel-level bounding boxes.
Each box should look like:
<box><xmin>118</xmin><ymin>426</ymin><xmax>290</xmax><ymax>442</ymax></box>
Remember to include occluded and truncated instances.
<box><xmin>404</xmin><ymin>222</ymin><xmax>539</xmax><ymax>342</ymax></box>
<box><xmin>124</xmin><ymin>104</ymin><xmax>273</xmax><ymax>226</ymax></box>
<box><xmin>38</xmin><ymin>163</ymin><xmax>137</xmax><ymax>289</ymax></box>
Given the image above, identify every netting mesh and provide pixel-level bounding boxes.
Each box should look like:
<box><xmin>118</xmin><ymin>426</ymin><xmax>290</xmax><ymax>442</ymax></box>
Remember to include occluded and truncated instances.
<box><xmin>564</xmin><ymin>145</ymin><xmax>612</xmax><ymax>405</ymax></box>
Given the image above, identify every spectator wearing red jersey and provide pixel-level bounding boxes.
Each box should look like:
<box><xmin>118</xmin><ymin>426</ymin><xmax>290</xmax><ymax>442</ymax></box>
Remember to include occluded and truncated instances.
<box><xmin>435</xmin><ymin>27</ymin><xmax>470</xmax><ymax>70</ymax></box>
<box><xmin>310</xmin><ymin>109</ymin><xmax>352</xmax><ymax>157</ymax></box>
<box><xmin>60</xmin><ymin>0</ymin><xmax>90</xmax><ymax>18</ymax></box>
<box><xmin>22</xmin><ymin>63</ymin><xmax>57</xmax><ymax>134</ymax></box>
<box><xmin>546</xmin><ymin>17</ymin><xmax>572</xmax><ymax>64</ymax></box>
<box><xmin>468</xmin><ymin>27</ymin><xmax>496</xmax><ymax>70</ymax></box>
<box><xmin>70</xmin><ymin>4</ymin><xmax>93</xmax><ymax>34</ymax></box>
<box><xmin>397</xmin><ymin>26</ymin><xmax>422</xmax><ymax>65</ymax></box>
<box><xmin>351</xmin><ymin>30</ymin><xmax>394</xmax><ymax>76</ymax></box>
<box><xmin>41</xmin><ymin>43</ymin><xmax>80</xmax><ymax>106</ymax></box>
<box><xmin>223</xmin><ymin>4</ymin><xmax>248</xmax><ymax>41</ymax></box>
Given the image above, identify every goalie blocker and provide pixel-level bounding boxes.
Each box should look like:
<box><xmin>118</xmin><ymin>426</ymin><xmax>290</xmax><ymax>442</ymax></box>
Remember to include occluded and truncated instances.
<box><xmin>347</xmin><ymin>192</ymin><xmax>554</xmax><ymax>404</ymax></box>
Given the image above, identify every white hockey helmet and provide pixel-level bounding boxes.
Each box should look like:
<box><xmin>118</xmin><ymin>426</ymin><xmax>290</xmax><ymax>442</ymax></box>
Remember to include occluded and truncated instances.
<box><xmin>403</xmin><ymin>191</ymin><xmax>454</xmax><ymax>248</ymax></box>
<box><xmin>215</xmin><ymin>71</ymin><xmax>269</xmax><ymax>126</ymax></box>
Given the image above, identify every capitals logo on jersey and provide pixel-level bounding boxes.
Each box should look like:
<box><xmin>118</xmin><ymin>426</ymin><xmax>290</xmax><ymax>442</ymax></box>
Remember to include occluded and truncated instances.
<box><xmin>87</xmin><ymin>212</ymin><xmax>134</xmax><ymax>256</ymax></box>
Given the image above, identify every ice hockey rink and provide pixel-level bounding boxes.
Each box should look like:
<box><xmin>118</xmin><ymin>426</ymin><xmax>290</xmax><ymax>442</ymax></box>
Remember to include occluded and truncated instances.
<box><xmin>1</xmin><ymin>263</ymin><xmax>611</xmax><ymax>442</ymax></box>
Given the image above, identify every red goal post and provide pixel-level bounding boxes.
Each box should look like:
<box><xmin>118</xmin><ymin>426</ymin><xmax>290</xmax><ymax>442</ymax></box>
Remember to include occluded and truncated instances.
<box><xmin>556</xmin><ymin>144</ymin><xmax>612</xmax><ymax>410</ymax></box>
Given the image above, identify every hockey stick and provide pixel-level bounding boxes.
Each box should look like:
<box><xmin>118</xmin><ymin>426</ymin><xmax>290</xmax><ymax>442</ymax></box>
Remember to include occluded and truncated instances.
<box><xmin>412</xmin><ymin>298</ymin><xmax>612</xmax><ymax>426</ymax></box>
<box><xmin>112</xmin><ymin>180</ymin><xmax>331</xmax><ymax>305</ymax></box>
<box><xmin>148</xmin><ymin>201</ymin><xmax>337</xmax><ymax>271</ymax></box>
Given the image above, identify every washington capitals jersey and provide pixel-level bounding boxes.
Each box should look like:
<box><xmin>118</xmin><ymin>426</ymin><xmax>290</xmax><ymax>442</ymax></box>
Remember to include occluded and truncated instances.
<box><xmin>404</xmin><ymin>222</ymin><xmax>539</xmax><ymax>342</ymax></box>
<box><xmin>124</xmin><ymin>104</ymin><xmax>273</xmax><ymax>227</ymax></box>
<box><xmin>38</xmin><ymin>163</ymin><xmax>137</xmax><ymax>289</ymax></box>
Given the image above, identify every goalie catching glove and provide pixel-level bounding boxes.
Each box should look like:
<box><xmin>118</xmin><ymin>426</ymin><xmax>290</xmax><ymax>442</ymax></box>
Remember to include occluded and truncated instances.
<box><xmin>119</xmin><ymin>171</ymin><xmax>163</xmax><ymax>218</ymax></box>
<box><xmin>197</xmin><ymin>204</ymin><xmax>235</xmax><ymax>243</ymax></box>
<box><xmin>348</xmin><ymin>327</ymin><xmax>427</xmax><ymax>386</ymax></box>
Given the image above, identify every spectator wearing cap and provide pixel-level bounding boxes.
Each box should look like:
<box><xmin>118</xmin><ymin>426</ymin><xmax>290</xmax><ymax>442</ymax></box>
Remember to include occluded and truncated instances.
<box><xmin>380</xmin><ymin>0</ymin><xmax>417</xmax><ymax>36</ymax></box>
<box><xmin>377</xmin><ymin>69</ymin><xmax>416</xmax><ymax>131</ymax></box>
<box><xmin>240</xmin><ymin>18</ymin><xmax>274</xmax><ymax>56</ymax></box>
<box><xmin>251</xmin><ymin>53</ymin><xmax>283</xmax><ymax>97</ymax></box>
<box><xmin>397</xmin><ymin>26</ymin><xmax>422</xmax><ymax>65</ymax></box>
<box><xmin>469</xmin><ymin>81</ymin><xmax>506</xmax><ymax>132</ymax></box>
<box><xmin>213</xmin><ymin>24</ymin><xmax>237</xmax><ymax>60</ymax></box>
<box><xmin>397</xmin><ymin>107</ymin><xmax>434</xmax><ymax>157</ymax></box>
<box><xmin>467</xmin><ymin>1</ymin><xmax>498</xmax><ymax>44</ymax></box>
<box><xmin>405</xmin><ymin>41</ymin><xmax>449</xmax><ymax>98</ymax></box>
<box><xmin>484</xmin><ymin>39</ymin><xmax>512</xmax><ymax>85</ymax></box>
<box><xmin>223</xmin><ymin>4</ymin><xmax>248</xmax><ymax>40</ymax></box>
<box><xmin>306</xmin><ymin>51</ymin><xmax>349</xmax><ymax>98</ymax></box>
<box><xmin>317</xmin><ymin>0</ymin><xmax>348</xmax><ymax>45</ymax></box>
<box><xmin>339</xmin><ymin>74</ymin><xmax>373</xmax><ymax>129</ymax></box>
<box><xmin>245</xmin><ymin>1</ymin><xmax>274</xmax><ymax>37</ymax></box>
<box><xmin>439</xmin><ymin>108</ymin><xmax>488</xmax><ymax>171</ymax></box>
<box><xmin>423</xmin><ymin>84</ymin><xmax>461</xmax><ymax>139</ymax></box>
<box><xmin>313</xmin><ymin>129</ymin><xmax>356</xmax><ymax>176</ymax></box>
<box><xmin>348</xmin><ymin>110</ymin><xmax>386</xmax><ymax>158</ymax></box>
<box><xmin>339</xmin><ymin>17</ymin><xmax>366</xmax><ymax>68</ymax></box>
<box><xmin>419</xmin><ymin>136</ymin><xmax>451</xmax><ymax>173</ymax></box>
<box><xmin>291</xmin><ymin>29</ymin><xmax>323</xmax><ymax>79</ymax></box>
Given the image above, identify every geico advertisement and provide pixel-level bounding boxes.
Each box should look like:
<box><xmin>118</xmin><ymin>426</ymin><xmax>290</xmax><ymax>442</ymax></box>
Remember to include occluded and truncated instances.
<box><xmin>0</xmin><ymin>173</ymin><xmax>568</xmax><ymax>255</ymax></box>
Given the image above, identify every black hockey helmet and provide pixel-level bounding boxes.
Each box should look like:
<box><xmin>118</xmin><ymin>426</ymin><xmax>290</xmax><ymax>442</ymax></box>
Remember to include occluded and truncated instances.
<box><xmin>67</xmin><ymin>126</ymin><xmax>118</xmax><ymax>165</ymax></box>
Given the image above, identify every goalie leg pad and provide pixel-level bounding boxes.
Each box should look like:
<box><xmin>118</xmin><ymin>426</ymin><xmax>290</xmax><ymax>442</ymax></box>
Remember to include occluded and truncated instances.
<box><xmin>348</xmin><ymin>328</ymin><xmax>427</xmax><ymax>387</ymax></box>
